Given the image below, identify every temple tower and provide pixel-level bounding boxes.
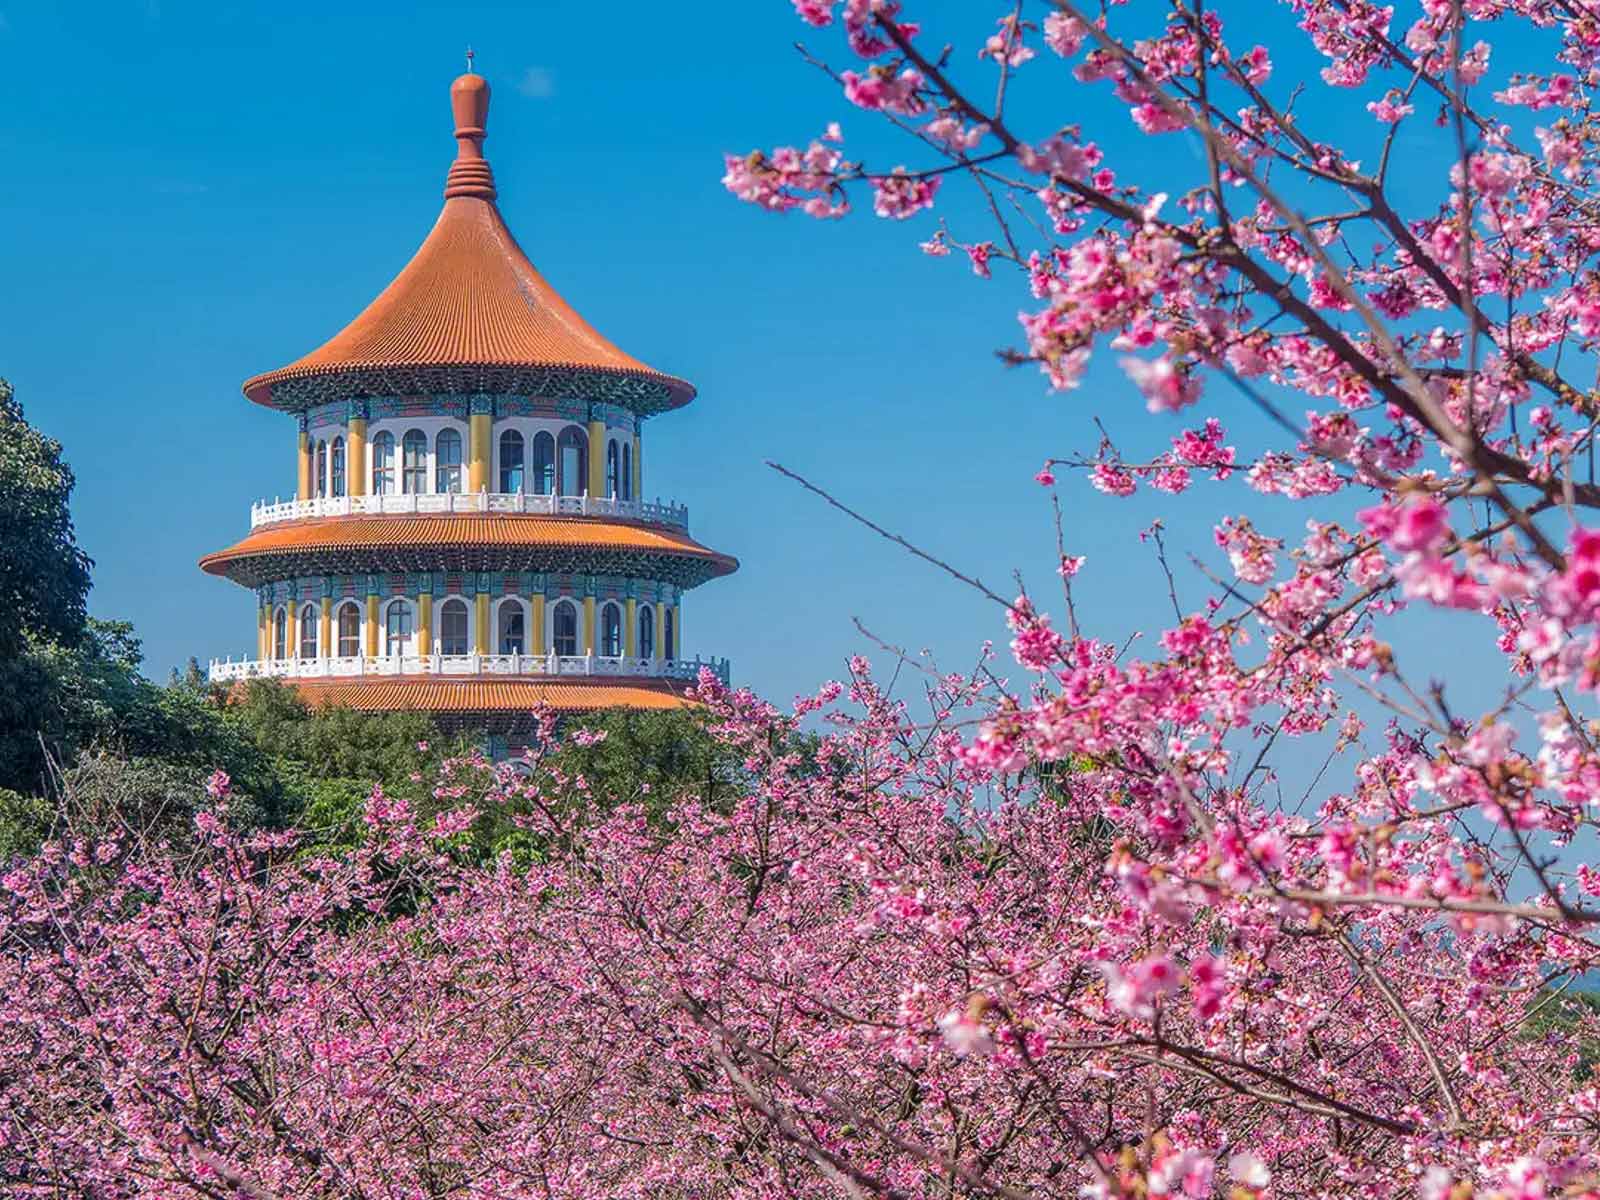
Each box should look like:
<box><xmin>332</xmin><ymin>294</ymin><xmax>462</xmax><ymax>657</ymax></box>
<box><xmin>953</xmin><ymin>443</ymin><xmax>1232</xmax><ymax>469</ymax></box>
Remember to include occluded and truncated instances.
<box><xmin>202</xmin><ymin>70</ymin><xmax>736</xmax><ymax>743</ymax></box>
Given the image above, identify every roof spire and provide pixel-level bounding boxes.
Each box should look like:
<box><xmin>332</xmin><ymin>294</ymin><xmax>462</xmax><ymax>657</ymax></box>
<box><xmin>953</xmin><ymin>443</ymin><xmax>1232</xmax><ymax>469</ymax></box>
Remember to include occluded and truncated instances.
<box><xmin>445</xmin><ymin>68</ymin><xmax>496</xmax><ymax>200</ymax></box>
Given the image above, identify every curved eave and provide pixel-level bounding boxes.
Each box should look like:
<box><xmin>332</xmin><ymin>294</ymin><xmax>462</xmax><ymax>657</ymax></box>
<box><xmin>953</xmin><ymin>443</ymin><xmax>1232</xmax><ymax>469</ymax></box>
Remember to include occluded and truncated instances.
<box><xmin>241</xmin><ymin>360</ymin><xmax>695</xmax><ymax>416</ymax></box>
<box><xmin>199</xmin><ymin>514</ymin><xmax>738</xmax><ymax>590</ymax></box>
<box><xmin>269</xmin><ymin>676</ymin><xmax>699</xmax><ymax>715</ymax></box>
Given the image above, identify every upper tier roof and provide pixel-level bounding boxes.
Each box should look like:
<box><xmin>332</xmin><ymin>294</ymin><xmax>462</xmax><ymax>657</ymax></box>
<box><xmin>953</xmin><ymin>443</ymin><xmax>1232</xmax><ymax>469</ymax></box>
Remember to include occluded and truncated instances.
<box><xmin>242</xmin><ymin>72</ymin><xmax>693</xmax><ymax>413</ymax></box>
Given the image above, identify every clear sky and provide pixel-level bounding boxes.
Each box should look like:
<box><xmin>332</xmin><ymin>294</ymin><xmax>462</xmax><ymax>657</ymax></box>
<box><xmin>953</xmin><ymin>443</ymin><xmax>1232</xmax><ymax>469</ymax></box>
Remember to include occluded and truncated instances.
<box><xmin>0</xmin><ymin>0</ymin><xmax>1534</xmax><ymax>714</ymax></box>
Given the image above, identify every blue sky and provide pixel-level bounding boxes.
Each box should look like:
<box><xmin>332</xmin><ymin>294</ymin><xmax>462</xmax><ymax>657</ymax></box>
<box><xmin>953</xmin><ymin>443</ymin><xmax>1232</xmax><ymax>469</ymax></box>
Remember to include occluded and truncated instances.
<box><xmin>0</xmin><ymin>0</ymin><xmax>1541</xmax><ymax>719</ymax></box>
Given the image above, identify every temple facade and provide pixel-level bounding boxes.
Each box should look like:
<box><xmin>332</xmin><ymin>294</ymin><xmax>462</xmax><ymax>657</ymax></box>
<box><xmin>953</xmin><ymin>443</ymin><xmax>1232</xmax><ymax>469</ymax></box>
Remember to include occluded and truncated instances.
<box><xmin>202</xmin><ymin>70</ymin><xmax>736</xmax><ymax>739</ymax></box>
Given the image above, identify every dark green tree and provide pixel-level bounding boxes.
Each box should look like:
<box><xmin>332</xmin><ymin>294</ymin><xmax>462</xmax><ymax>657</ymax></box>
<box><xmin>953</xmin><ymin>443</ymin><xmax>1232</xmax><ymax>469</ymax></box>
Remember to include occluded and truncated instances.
<box><xmin>0</xmin><ymin>378</ymin><xmax>93</xmax><ymax>659</ymax></box>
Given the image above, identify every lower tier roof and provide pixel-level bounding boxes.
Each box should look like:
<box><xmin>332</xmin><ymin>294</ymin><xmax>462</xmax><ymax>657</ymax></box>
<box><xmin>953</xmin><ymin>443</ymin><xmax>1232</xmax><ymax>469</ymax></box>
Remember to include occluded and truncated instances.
<box><xmin>200</xmin><ymin>514</ymin><xmax>737</xmax><ymax>589</ymax></box>
<box><xmin>277</xmin><ymin>675</ymin><xmax>695</xmax><ymax>731</ymax></box>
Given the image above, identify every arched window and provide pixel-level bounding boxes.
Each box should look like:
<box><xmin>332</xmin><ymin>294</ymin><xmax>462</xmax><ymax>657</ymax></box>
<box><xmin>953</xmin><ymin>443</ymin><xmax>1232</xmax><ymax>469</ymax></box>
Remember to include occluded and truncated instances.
<box><xmin>552</xmin><ymin>600</ymin><xmax>579</xmax><ymax>657</ymax></box>
<box><xmin>337</xmin><ymin>602</ymin><xmax>361</xmax><ymax>657</ymax></box>
<box><xmin>272</xmin><ymin>606</ymin><xmax>288</xmax><ymax>660</ymax></box>
<box><xmin>532</xmin><ymin>431</ymin><xmax>555</xmax><ymax>495</ymax></box>
<box><xmin>663</xmin><ymin>607</ymin><xmax>676</xmax><ymax>660</ymax></box>
<box><xmin>605</xmin><ymin>440</ymin><xmax>621</xmax><ymax>499</ymax></box>
<box><xmin>499</xmin><ymin>430</ymin><xmax>525</xmax><ymax>493</ymax></box>
<box><xmin>497</xmin><ymin>600</ymin><xmax>526</xmax><ymax>655</ymax></box>
<box><xmin>384</xmin><ymin>599</ymin><xmax>413</xmax><ymax>657</ymax></box>
<box><xmin>372</xmin><ymin>431</ymin><xmax>396</xmax><ymax>495</ymax></box>
<box><xmin>436</xmin><ymin>428</ymin><xmax>463</xmax><ymax>494</ymax></box>
<box><xmin>439</xmin><ymin>597</ymin><xmax>470</xmax><ymax>655</ymax></box>
<box><xmin>314</xmin><ymin>440</ymin><xmax>328</xmax><ymax>498</ymax></box>
<box><xmin>401</xmin><ymin>430</ymin><xmax>427</xmax><ymax>494</ymax></box>
<box><xmin>600</xmin><ymin>602</ymin><xmax>623</xmax><ymax>657</ymax></box>
<box><xmin>621</xmin><ymin>442</ymin><xmax>633</xmax><ymax>500</ymax></box>
<box><xmin>557</xmin><ymin>426</ymin><xmax>588</xmax><ymax>497</ymax></box>
<box><xmin>299</xmin><ymin>603</ymin><xmax>319</xmax><ymax>659</ymax></box>
<box><xmin>330</xmin><ymin>437</ymin><xmax>346</xmax><ymax>497</ymax></box>
<box><xmin>638</xmin><ymin>603</ymin><xmax>655</xmax><ymax>659</ymax></box>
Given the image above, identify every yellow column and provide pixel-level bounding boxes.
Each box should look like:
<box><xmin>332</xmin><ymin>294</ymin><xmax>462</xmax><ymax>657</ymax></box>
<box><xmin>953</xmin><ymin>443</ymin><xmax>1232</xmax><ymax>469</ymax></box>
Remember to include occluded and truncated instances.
<box><xmin>257</xmin><ymin>604</ymin><xmax>267</xmax><ymax>660</ymax></box>
<box><xmin>365</xmin><ymin>592</ymin><xmax>380</xmax><ymax>657</ymax></box>
<box><xmin>288</xmin><ymin>600</ymin><xmax>300</xmax><ymax>660</ymax></box>
<box><xmin>319</xmin><ymin>596</ymin><xmax>331</xmax><ymax>658</ymax></box>
<box><xmin>632</xmin><ymin>432</ymin><xmax>642</xmax><ymax>500</ymax></box>
<box><xmin>296</xmin><ymin>429</ymin><xmax>312</xmax><ymax>500</ymax></box>
<box><xmin>583</xmin><ymin>596</ymin><xmax>596</xmax><ymax>654</ymax></box>
<box><xmin>348</xmin><ymin>416</ymin><xmax>368</xmax><ymax>496</ymax></box>
<box><xmin>418</xmin><ymin>592</ymin><xmax>433</xmax><ymax>655</ymax></box>
<box><xmin>475</xmin><ymin>592</ymin><xmax>491</xmax><ymax>653</ymax></box>
<box><xmin>531</xmin><ymin>594</ymin><xmax>545</xmax><ymax>655</ymax></box>
<box><xmin>674</xmin><ymin>604</ymin><xmax>683</xmax><ymax>659</ymax></box>
<box><xmin>469</xmin><ymin>411</ymin><xmax>491</xmax><ymax>493</ymax></box>
<box><xmin>586</xmin><ymin>419</ymin><xmax>605</xmax><ymax>499</ymax></box>
<box><xmin>624</xmin><ymin>598</ymin><xmax>637</xmax><ymax>657</ymax></box>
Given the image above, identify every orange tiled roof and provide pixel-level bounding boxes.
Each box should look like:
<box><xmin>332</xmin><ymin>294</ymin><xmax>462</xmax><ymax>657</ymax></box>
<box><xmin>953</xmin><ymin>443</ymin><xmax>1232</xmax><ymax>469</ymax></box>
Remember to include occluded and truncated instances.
<box><xmin>287</xmin><ymin>676</ymin><xmax>694</xmax><ymax>713</ymax></box>
<box><xmin>199</xmin><ymin>515</ymin><xmax>737</xmax><ymax>578</ymax></box>
<box><xmin>242</xmin><ymin>74</ymin><xmax>692</xmax><ymax>410</ymax></box>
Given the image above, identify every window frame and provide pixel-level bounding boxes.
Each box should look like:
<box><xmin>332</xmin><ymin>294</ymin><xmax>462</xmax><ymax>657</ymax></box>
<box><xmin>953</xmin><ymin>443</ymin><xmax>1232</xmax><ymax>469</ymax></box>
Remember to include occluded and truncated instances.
<box><xmin>600</xmin><ymin>601</ymin><xmax>623</xmax><ymax>657</ymax></box>
<box><xmin>336</xmin><ymin>601</ymin><xmax>361</xmax><ymax>657</ymax></box>
<box><xmin>556</xmin><ymin>426</ymin><xmax>588</xmax><ymax>497</ymax></box>
<box><xmin>497</xmin><ymin>599</ymin><xmax>527</xmax><ymax>655</ymax></box>
<box><xmin>531</xmin><ymin>431</ymin><xmax>556</xmax><ymax>495</ymax></box>
<box><xmin>384</xmin><ymin>599</ymin><xmax>414</xmax><ymax>657</ymax></box>
<box><xmin>499</xmin><ymin>429</ymin><xmax>525</xmax><ymax>494</ymax></box>
<box><xmin>401</xmin><ymin>429</ymin><xmax>428</xmax><ymax>495</ymax></box>
<box><xmin>551</xmin><ymin>600</ymin><xmax>579</xmax><ymax>657</ymax></box>
<box><xmin>372</xmin><ymin>431</ymin><xmax>396</xmax><ymax>495</ymax></box>
<box><xmin>435</xmin><ymin>428</ymin><xmax>464</xmax><ymax>494</ymax></box>
<box><xmin>330</xmin><ymin>437</ymin><xmax>346</xmax><ymax>497</ymax></box>
<box><xmin>605</xmin><ymin>439</ymin><xmax>621</xmax><ymax>500</ymax></box>
<box><xmin>438</xmin><ymin>597</ymin><xmax>470</xmax><ymax>656</ymax></box>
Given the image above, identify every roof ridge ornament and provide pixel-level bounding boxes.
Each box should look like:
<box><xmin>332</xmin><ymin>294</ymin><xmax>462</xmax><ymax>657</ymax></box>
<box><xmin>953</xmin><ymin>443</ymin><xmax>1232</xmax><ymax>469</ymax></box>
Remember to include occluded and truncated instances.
<box><xmin>444</xmin><ymin>67</ymin><xmax>496</xmax><ymax>200</ymax></box>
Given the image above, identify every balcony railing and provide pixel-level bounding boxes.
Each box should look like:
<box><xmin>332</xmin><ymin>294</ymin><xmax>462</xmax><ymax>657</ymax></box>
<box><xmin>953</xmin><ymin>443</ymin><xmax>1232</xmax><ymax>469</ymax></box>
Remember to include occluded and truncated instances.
<box><xmin>209</xmin><ymin>652</ymin><xmax>730</xmax><ymax>686</ymax></box>
<box><xmin>248</xmin><ymin>492</ymin><xmax>689</xmax><ymax>531</ymax></box>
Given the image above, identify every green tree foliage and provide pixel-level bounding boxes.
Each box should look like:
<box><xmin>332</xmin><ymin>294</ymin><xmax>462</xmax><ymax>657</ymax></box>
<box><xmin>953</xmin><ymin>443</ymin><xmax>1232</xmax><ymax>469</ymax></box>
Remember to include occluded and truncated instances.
<box><xmin>223</xmin><ymin>678</ymin><xmax>444</xmax><ymax>788</ymax></box>
<box><xmin>535</xmin><ymin>706</ymin><xmax>748</xmax><ymax>819</ymax></box>
<box><xmin>0</xmin><ymin>378</ymin><xmax>93</xmax><ymax>659</ymax></box>
<box><xmin>0</xmin><ymin>620</ymin><xmax>278</xmax><ymax>802</ymax></box>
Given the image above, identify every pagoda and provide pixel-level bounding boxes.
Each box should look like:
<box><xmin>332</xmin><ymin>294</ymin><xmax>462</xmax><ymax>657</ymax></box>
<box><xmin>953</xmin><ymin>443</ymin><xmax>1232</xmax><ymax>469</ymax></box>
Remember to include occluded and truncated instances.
<box><xmin>202</xmin><ymin>69</ymin><xmax>736</xmax><ymax>744</ymax></box>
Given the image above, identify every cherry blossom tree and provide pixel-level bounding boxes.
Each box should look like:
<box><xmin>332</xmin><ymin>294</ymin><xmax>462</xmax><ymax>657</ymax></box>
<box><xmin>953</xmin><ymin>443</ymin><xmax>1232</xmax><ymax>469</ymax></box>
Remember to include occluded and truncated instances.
<box><xmin>15</xmin><ymin>2</ymin><xmax>1600</xmax><ymax>1197</ymax></box>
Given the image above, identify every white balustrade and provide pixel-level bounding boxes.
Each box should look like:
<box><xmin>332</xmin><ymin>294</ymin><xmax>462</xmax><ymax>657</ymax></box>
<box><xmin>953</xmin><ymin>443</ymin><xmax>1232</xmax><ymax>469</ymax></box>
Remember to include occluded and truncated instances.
<box><xmin>208</xmin><ymin>653</ymin><xmax>730</xmax><ymax>686</ymax></box>
<box><xmin>248</xmin><ymin>491</ymin><xmax>688</xmax><ymax>531</ymax></box>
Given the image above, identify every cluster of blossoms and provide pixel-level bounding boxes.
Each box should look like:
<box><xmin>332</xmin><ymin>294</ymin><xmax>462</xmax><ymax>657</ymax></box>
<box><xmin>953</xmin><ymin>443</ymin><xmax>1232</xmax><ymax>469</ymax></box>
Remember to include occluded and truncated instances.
<box><xmin>709</xmin><ymin>0</ymin><xmax>1600</xmax><ymax>1193</ymax></box>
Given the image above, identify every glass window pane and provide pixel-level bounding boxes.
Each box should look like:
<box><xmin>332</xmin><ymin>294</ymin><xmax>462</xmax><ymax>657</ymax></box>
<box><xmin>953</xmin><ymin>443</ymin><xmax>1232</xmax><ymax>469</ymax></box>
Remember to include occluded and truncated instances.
<box><xmin>440</xmin><ymin>598</ymin><xmax>469</xmax><ymax>655</ymax></box>
<box><xmin>532</xmin><ymin>432</ymin><xmax>555</xmax><ymax>495</ymax></box>
<box><xmin>373</xmin><ymin>432</ymin><xmax>396</xmax><ymax>495</ymax></box>
<box><xmin>605</xmin><ymin>441</ymin><xmax>620</xmax><ymax>499</ymax></box>
<box><xmin>436</xmin><ymin>429</ymin><xmax>463</xmax><ymax>494</ymax></box>
<box><xmin>639</xmin><ymin>605</ymin><xmax>654</xmax><ymax>658</ymax></box>
<box><xmin>273</xmin><ymin>607</ymin><xmax>287</xmax><ymax>659</ymax></box>
<box><xmin>553</xmin><ymin>602</ymin><xmax>578</xmax><ymax>656</ymax></box>
<box><xmin>601</xmin><ymin>603</ymin><xmax>622</xmax><ymax>656</ymax></box>
<box><xmin>385</xmin><ymin>600</ymin><xmax>413</xmax><ymax>656</ymax></box>
<box><xmin>499</xmin><ymin>431</ymin><xmax>525</xmax><ymax>493</ymax></box>
<box><xmin>557</xmin><ymin>427</ymin><xmax>587</xmax><ymax>497</ymax></box>
<box><xmin>338</xmin><ymin>603</ymin><xmax>361</xmax><ymax>656</ymax></box>
<box><xmin>498</xmin><ymin>603</ymin><xmax>525</xmax><ymax>654</ymax></box>
<box><xmin>331</xmin><ymin>438</ymin><xmax>346</xmax><ymax>497</ymax></box>
<box><xmin>402</xmin><ymin>431</ymin><xmax>427</xmax><ymax>494</ymax></box>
